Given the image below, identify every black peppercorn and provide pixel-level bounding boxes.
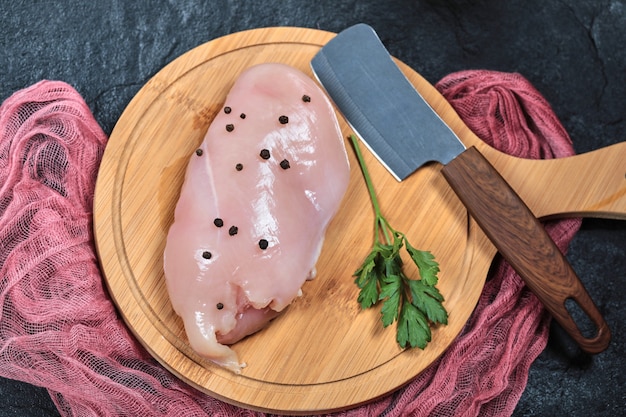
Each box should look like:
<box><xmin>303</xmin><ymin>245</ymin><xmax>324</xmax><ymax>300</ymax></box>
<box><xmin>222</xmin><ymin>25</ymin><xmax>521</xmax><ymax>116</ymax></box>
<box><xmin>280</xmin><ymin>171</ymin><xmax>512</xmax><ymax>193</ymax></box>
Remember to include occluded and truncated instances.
<box><xmin>279</xmin><ymin>159</ymin><xmax>290</xmax><ymax>169</ymax></box>
<box><xmin>240</xmin><ymin>113</ymin><xmax>246</xmax><ymax>119</ymax></box>
<box><xmin>235</xmin><ymin>163</ymin><xmax>243</xmax><ymax>171</ymax></box>
<box><xmin>278</xmin><ymin>115</ymin><xmax>289</xmax><ymax>124</ymax></box>
<box><xmin>202</xmin><ymin>251</ymin><xmax>212</xmax><ymax>259</ymax></box>
<box><xmin>302</xmin><ymin>95</ymin><xmax>311</xmax><ymax>103</ymax></box>
<box><xmin>226</xmin><ymin>124</ymin><xmax>234</xmax><ymax>132</ymax></box>
<box><xmin>216</xmin><ymin>303</ymin><xmax>224</xmax><ymax>310</ymax></box>
<box><xmin>260</xmin><ymin>149</ymin><xmax>270</xmax><ymax>160</ymax></box>
<box><xmin>195</xmin><ymin>149</ymin><xmax>203</xmax><ymax>156</ymax></box>
<box><xmin>258</xmin><ymin>239</ymin><xmax>269</xmax><ymax>250</ymax></box>
<box><xmin>228</xmin><ymin>226</ymin><xmax>238</xmax><ymax>236</ymax></box>
<box><xmin>224</xmin><ymin>106</ymin><xmax>231</xmax><ymax>114</ymax></box>
<box><xmin>213</xmin><ymin>218</ymin><xmax>224</xmax><ymax>227</ymax></box>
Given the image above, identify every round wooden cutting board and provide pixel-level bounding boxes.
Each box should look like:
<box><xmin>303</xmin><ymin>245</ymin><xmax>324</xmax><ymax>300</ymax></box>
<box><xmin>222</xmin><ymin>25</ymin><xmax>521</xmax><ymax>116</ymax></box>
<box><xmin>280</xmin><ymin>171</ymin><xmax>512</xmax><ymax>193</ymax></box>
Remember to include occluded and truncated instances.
<box><xmin>93</xmin><ymin>27</ymin><xmax>497</xmax><ymax>414</ymax></box>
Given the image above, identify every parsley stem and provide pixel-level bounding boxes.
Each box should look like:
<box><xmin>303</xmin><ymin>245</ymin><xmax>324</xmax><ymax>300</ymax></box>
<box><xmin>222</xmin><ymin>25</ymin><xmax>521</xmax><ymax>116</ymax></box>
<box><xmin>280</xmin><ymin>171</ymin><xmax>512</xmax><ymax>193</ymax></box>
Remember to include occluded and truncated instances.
<box><xmin>349</xmin><ymin>135</ymin><xmax>380</xmax><ymax>215</ymax></box>
<box><xmin>349</xmin><ymin>135</ymin><xmax>393</xmax><ymax>244</ymax></box>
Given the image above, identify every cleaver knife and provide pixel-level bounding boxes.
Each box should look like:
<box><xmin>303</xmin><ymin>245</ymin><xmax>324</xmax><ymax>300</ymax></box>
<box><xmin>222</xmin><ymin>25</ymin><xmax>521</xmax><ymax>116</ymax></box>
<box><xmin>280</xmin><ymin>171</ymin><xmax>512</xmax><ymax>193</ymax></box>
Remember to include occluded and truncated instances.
<box><xmin>311</xmin><ymin>23</ymin><xmax>610</xmax><ymax>354</ymax></box>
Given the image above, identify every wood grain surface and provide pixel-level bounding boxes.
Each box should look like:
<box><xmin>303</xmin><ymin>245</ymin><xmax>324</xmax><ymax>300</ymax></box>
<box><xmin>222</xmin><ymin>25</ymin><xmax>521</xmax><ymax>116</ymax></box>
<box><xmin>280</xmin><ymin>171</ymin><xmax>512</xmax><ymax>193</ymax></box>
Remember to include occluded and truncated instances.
<box><xmin>93</xmin><ymin>27</ymin><xmax>626</xmax><ymax>414</ymax></box>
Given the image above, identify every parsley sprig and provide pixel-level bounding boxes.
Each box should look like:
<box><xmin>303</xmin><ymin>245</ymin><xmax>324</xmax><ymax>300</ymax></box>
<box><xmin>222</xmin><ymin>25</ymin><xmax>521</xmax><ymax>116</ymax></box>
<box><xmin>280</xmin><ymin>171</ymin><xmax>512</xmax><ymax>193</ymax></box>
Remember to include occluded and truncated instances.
<box><xmin>349</xmin><ymin>134</ymin><xmax>448</xmax><ymax>349</ymax></box>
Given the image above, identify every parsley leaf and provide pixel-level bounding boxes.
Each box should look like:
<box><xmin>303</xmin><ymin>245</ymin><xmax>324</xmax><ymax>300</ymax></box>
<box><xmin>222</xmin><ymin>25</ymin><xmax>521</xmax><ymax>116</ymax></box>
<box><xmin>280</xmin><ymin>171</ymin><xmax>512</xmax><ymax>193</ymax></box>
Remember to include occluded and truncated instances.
<box><xmin>405</xmin><ymin>240</ymin><xmax>440</xmax><ymax>287</ymax></box>
<box><xmin>397</xmin><ymin>302</ymin><xmax>430</xmax><ymax>349</ymax></box>
<box><xmin>354</xmin><ymin>252</ymin><xmax>379</xmax><ymax>309</ymax></box>
<box><xmin>350</xmin><ymin>135</ymin><xmax>448</xmax><ymax>350</ymax></box>
<box><xmin>379</xmin><ymin>273</ymin><xmax>401</xmax><ymax>327</ymax></box>
<box><xmin>409</xmin><ymin>279</ymin><xmax>448</xmax><ymax>325</ymax></box>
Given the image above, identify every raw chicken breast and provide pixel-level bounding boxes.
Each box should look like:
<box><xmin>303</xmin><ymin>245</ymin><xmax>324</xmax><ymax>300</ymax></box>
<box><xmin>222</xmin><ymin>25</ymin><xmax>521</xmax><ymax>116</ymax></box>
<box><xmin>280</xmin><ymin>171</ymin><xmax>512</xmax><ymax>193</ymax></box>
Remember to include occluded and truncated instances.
<box><xmin>163</xmin><ymin>63</ymin><xmax>350</xmax><ymax>373</ymax></box>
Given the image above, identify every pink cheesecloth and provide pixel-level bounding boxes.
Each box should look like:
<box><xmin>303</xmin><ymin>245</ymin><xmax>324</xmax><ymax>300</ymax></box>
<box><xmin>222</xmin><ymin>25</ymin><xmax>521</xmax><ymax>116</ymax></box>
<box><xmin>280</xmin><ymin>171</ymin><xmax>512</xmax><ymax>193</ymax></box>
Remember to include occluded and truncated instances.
<box><xmin>0</xmin><ymin>70</ymin><xmax>581</xmax><ymax>416</ymax></box>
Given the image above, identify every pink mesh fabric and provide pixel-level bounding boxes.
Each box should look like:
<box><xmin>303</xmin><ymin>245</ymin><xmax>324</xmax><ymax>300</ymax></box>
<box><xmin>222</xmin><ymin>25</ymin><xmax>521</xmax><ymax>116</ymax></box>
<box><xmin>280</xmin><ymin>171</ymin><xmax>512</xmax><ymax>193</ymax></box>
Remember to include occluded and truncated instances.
<box><xmin>0</xmin><ymin>73</ymin><xmax>580</xmax><ymax>417</ymax></box>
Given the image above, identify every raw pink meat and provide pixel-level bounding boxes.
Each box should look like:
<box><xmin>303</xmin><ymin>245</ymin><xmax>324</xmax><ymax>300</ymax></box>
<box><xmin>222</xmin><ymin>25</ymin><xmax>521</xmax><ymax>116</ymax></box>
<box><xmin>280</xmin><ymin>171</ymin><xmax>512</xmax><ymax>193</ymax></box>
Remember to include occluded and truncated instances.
<box><xmin>163</xmin><ymin>63</ymin><xmax>350</xmax><ymax>372</ymax></box>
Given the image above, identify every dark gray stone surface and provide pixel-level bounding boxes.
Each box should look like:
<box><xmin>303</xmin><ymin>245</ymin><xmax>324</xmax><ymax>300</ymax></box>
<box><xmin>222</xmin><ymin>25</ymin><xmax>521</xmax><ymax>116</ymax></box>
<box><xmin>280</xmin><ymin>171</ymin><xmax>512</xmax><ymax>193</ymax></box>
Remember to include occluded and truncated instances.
<box><xmin>1</xmin><ymin>1</ymin><xmax>624</xmax><ymax>415</ymax></box>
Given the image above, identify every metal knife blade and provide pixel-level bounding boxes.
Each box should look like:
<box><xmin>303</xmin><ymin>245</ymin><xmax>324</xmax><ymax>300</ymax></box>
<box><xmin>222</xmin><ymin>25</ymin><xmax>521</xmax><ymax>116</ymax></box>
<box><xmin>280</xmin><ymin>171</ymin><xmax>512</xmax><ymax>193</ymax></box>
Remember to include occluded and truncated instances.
<box><xmin>311</xmin><ymin>23</ymin><xmax>610</xmax><ymax>354</ymax></box>
<box><xmin>311</xmin><ymin>23</ymin><xmax>465</xmax><ymax>181</ymax></box>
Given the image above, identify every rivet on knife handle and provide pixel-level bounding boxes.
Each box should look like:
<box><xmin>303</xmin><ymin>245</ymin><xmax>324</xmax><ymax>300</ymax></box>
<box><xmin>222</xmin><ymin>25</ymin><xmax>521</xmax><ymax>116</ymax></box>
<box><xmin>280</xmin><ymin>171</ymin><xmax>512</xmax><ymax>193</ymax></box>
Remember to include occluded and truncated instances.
<box><xmin>311</xmin><ymin>23</ymin><xmax>611</xmax><ymax>353</ymax></box>
<box><xmin>442</xmin><ymin>147</ymin><xmax>611</xmax><ymax>354</ymax></box>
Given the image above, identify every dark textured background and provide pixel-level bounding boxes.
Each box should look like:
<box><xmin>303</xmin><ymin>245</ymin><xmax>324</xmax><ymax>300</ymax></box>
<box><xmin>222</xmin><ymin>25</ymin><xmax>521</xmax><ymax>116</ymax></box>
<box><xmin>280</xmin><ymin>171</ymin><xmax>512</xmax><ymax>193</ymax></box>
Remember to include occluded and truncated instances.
<box><xmin>1</xmin><ymin>1</ymin><xmax>624</xmax><ymax>416</ymax></box>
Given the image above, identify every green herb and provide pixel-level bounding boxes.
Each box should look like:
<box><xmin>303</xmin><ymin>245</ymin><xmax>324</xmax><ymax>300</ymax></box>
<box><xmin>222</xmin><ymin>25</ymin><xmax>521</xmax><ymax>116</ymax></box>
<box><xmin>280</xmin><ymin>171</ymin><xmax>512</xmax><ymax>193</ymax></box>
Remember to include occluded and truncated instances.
<box><xmin>349</xmin><ymin>134</ymin><xmax>448</xmax><ymax>349</ymax></box>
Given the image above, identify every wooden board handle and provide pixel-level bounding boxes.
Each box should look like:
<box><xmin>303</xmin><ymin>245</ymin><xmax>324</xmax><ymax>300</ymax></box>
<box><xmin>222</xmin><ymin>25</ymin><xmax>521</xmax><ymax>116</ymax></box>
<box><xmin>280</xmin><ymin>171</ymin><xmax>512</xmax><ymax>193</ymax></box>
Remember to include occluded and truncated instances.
<box><xmin>486</xmin><ymin>141</ymin><xmax>626</xmax><ymax>221</ymax></box>
<box><xmin>442</xmin><ymin>146</ymin><xmax>611</xmax><ymax>354</ymax></box>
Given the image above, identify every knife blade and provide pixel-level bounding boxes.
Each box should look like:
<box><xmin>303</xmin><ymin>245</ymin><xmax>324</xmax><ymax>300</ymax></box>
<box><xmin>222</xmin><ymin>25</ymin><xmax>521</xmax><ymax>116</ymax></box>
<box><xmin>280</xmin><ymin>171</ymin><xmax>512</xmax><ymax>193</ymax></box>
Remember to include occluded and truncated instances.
<box><xmin>311</xmin><ymin>23</ymin><xmax>610</xmax><ymax>354</ymax></box>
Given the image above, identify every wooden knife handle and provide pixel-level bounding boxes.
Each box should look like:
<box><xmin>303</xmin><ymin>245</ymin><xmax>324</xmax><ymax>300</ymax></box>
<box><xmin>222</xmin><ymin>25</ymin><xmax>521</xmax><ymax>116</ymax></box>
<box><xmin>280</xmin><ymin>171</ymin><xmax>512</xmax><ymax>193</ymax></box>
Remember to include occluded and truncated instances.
<box><xmin>441</xmin><ymin>146</ymin><xmax>611</xmax><ymax>354</ymax></box>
